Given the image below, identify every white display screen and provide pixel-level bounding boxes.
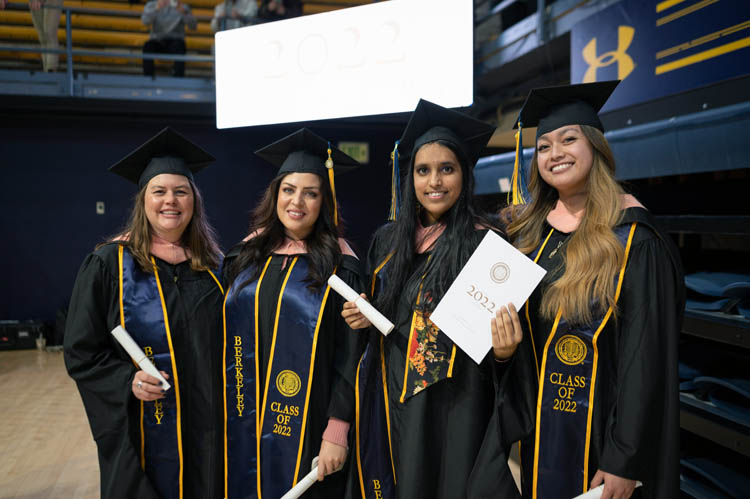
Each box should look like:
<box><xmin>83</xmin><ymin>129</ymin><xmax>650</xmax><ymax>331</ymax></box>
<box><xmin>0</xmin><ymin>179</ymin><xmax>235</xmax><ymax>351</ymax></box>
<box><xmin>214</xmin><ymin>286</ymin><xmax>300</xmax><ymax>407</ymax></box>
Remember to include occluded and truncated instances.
<box><xmin>215</xmin><ymin>0</ymin><xmax>473</xmax><ymax>129</ymax></box>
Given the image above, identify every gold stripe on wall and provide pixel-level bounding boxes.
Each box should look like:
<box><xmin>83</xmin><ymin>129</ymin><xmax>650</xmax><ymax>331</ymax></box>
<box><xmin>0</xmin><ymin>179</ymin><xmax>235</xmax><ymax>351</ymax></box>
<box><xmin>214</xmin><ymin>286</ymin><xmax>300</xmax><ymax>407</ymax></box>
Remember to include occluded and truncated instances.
<box><xmin>656</xmin><ymin>0</ymin><xmax>689</xmax><ymax>13</ymax></box>
<box><xmin>656</xmin><ymin>37</ymin><xmax>750</xmax><ymax>74</ymax></box>
<box><xmin>657</xmin><ymin>0</ymin><xmax>720</xmax><ymax>27</ymax></box>
<box><xmin>656</xmin><ymin>21</ymin><xmax>750</xmax><ymax>59</ymax></box>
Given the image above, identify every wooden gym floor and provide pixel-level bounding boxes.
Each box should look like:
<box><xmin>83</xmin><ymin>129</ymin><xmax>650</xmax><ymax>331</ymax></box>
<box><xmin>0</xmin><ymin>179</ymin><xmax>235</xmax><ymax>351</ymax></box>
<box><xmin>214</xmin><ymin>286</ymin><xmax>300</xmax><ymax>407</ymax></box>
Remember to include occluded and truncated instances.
<box><xmin>0</xmin><ymin>349</ymin><xmax>98</xmax><ymax>498</ymax></box>
<box><xmin>0</xmin><ymin>348</ymin><xmax>520</xmax><ymax>497</ymax></box>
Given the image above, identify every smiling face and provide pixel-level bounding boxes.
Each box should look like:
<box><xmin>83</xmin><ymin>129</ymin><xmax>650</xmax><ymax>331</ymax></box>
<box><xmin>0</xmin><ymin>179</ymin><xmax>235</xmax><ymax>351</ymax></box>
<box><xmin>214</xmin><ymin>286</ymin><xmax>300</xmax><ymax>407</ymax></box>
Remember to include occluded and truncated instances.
<box><xmin>413</xmin><ymin>142</ymin><xmax>463</xmax><ymax>225</ymax></box>
<box><xmin>535</xmin><ymin>124</ymin><xmax>594</xmax><ymax>197</ymax></box>
<box><xmin>144</xmin><ymin>173</ymin><xmax>194</xmax><ymax>241</ymax></box>
<box><xmin>276</xmin><ymin>172</ymin><xmax>323</xmax><ymax>240</ymax></box>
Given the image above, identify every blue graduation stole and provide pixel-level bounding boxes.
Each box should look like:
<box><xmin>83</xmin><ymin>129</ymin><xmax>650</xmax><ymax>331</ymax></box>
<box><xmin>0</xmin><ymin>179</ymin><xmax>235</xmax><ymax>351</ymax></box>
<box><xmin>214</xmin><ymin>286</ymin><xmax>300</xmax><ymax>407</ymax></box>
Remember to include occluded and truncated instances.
<box><xmin>353</xmin><ymin>254</ymin><xmax>396</xmax><ymax>499</ymax></box>
<box><xmin>117</xmin><ymin>245</ymin><xmax>222</xmax><ymax>499</ymax></box>
<box><xmin>223</xmin><ymin>256</ymin><xmax>333</xmax><ymax>499</ymax></box>
<box><xmin>524</xmin><ymin>223</ymin><xmax>637</xmax><ymax>499</ymax></box>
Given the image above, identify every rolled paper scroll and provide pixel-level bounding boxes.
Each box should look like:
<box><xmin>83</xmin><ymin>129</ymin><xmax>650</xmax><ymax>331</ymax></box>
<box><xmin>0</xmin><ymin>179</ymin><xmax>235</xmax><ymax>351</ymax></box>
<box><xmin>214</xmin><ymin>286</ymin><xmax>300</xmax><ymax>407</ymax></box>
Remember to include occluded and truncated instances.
<box><xmin>328</xmin><ymin>274</ymin><xmax>394</xmax><ymax>335</ymax></box>
<box><xmin>111</xmin><ymin>325</ymin><xmax>172</xmax><ymax>391</ymax></box>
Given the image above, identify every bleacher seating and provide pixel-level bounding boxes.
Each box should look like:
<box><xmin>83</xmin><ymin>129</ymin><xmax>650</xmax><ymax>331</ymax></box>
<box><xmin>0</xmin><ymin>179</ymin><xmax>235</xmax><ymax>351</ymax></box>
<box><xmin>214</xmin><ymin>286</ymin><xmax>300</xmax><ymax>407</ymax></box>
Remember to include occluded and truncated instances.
<box><xmin>0</xmin><ymin>0</ymin><xmax>372</xmax><ymax>77</ymax></box>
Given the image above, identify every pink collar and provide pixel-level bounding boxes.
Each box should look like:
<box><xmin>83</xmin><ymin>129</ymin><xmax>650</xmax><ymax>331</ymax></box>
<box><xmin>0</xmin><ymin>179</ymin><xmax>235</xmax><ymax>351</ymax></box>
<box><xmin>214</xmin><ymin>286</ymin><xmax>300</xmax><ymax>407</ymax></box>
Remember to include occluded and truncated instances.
<box><xmin>415</xmin><ymin>220</ymin><xmax>446</xmax><ymax>254</ymax></box>
<box><xmin>243</xmin><ymin>230</ymin><xmax>358</xmax><ymax>258</ymax></box>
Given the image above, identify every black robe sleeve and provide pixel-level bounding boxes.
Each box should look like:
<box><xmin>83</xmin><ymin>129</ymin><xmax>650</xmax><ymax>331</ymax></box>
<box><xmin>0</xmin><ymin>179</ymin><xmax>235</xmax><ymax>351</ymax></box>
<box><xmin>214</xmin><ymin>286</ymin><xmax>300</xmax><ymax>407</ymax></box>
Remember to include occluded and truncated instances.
<box><xmin>326</xmin><ymin>254</ymin><xmax>367</xmax><ymax>423</ymax></box>
<box><xmin>63</xmin><ymin>248</ymin><xmax>160</xmax><ymax>499</ymax></box>
<box><xmin>598</xmin><ymin>231</ymin><xmax>683</xmax><ymax>498</ymax></box>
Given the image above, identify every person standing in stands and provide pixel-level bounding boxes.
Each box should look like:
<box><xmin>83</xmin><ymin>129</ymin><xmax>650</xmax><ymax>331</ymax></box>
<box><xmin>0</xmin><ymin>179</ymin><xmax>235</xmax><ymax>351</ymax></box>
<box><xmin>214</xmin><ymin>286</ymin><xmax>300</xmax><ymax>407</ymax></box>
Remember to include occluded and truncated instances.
<box><xmin>504</xmin><ymin>81</ymin><xmax>684</xmax><ymax>499</ymax></box>
<box><xmin>141</xmin><ymin>0</ymin><xmax>196</xmax><ymax>77</ymax></box>
<box><xmin>29</xmin><ymin>0</ymin><xmax>62</xmax><ymax>72</ymax></box>
<box><xmin>210</xmin><ymin>0</ymin><xmax>257</xmax><ymax>33</ymax></box>
<box><xmin>64</xmin><ymin>127</ymin><xmax>225</xmax><ymax>499</ymax></box>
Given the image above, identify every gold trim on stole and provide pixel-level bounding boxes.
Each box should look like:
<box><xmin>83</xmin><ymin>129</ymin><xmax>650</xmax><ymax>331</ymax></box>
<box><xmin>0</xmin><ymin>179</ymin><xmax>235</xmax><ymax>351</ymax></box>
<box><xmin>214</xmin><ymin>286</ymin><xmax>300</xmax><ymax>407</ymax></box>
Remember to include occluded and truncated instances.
<box><xmin>151</xmin><ymin>257</ymin><xmax>184</xmax><ymax>499</ymax></box>
<box><xmin>530</xmin><ymin>222</ymin><xmax>638</xmax><ymax>498</ymax></box>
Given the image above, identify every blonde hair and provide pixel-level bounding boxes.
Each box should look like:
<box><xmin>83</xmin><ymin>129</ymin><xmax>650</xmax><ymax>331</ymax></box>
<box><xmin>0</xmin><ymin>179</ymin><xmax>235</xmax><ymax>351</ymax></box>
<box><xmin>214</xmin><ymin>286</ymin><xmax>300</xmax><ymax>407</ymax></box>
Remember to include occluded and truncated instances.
<box><xmin>506</xmin><ymin>125</ymin><xmax>625</xmax><ymax>324</ymax></box>
<box><xmin>101</xmin><ymin>178</ymin><xmax>222</xmax><ymax>272</ymax></box>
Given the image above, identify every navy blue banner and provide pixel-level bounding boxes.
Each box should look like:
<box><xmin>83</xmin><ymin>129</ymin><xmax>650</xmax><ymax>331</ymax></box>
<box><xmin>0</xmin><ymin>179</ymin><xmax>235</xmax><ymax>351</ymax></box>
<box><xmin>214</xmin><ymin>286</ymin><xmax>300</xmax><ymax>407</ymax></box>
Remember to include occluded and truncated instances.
<box><xmin>527</xmin><ymin>224</ymin><xmax>636</xmax><ymax>498</ymax></box>
<box><xmin>119</xmin><ymin>246</ymin><xmax>181</xmax><ymax>499</ymax></box>
<box><xmin>224</xmin><ymin>263</ymin><xmax>262</xmax><ymax>499</ymax></box>
<box><xmin>354</xmin><ymin>337</ymin><xmax>396</xmax><ymax>499</ymax></box>
<box><xmin>224</xmin><ymin>257</ymin><xmax>331</xmax><ymax>499</ymax></box>
<box><xmin>571</xmin><ymin>0</ymin><xmax>749</xmax><ymax>112</ymax></box>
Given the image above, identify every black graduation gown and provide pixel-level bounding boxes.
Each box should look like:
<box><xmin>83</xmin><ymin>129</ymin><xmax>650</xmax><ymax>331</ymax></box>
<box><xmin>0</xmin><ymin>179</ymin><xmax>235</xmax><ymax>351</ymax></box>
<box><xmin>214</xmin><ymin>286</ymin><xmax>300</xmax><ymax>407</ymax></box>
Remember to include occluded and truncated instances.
<box><xmin>223</xmin><ymin>246</ymin><xmax>366</xmax><ymax>498</ymax></box>
<box><xmin>357</xmin><ymin>226</ymin><xmax>536</xmax><ymax>499</ymax></box>
<box><xmin>520</xmin><ymin>207</ymin><xmax>684</xmax><ymax>499</ymax></box>
<box><xmin>64</xmin><ymin>243</ymin><xmax>224</xmax><ymax>499</ymax></box>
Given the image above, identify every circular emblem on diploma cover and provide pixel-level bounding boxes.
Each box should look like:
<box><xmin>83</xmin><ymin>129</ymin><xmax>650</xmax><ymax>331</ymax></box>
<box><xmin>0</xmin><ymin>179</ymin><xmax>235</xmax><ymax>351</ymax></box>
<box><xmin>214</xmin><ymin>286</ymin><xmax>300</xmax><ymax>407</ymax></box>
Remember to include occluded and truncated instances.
<box><xmin>555</xmin><ymin>335</ymin><xmax>587</xmax><ymax>365</ymax></box>
<box><xmin>276</xmin><ymin>370</ymin><xmax>301</xmax><ymax>397</ymax></box>
<box><xmin>490</xmin><ymin>262</ymin><xmax>511</xmax><ymax>284</ymax></box>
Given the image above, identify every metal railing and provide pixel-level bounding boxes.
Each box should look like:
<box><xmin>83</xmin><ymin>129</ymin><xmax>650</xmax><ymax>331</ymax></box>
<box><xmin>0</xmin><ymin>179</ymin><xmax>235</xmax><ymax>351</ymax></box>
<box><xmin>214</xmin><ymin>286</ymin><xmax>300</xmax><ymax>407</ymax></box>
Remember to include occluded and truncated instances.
<box><xmin>0</xmin><ymin>1</ymin><xmax>214</xmax><ymax>95</ymax></box>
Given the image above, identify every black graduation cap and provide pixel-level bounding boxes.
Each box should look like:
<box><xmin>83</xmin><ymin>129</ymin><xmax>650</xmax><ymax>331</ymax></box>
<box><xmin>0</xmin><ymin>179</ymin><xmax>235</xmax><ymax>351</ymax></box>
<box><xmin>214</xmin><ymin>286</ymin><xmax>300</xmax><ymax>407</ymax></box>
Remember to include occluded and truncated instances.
<box><xmin>398</xmin><ymin>99</ymin><xmax>496</xmax><ymax>165</ymax></box>
<box><xmin>255</xmin><ymin>128</ymin><xmax>360</xmax><ymax>226</ymax></box>
<box><xmin>514</xmin><ymin>80</ymin><xmax>619</xmax><ymax>138</ymax></box>
<box><xmin>385</xmin><ymin>99</ymin><xmax>495</xmax><ymax>221</ymax></box>
<box><xmin>508</xmin><ymin>81</ymin><xmax>619</xmax><ymax>206</ymax></box>
<box><xmin>254</xmin><ymin>128</ymin><xmax>359</xmax><ymax>177</ymax></box>
<box><xmin>109</xmin><ymin>127</ymin><xmax>215</xmax><ymax>189</ymax></box>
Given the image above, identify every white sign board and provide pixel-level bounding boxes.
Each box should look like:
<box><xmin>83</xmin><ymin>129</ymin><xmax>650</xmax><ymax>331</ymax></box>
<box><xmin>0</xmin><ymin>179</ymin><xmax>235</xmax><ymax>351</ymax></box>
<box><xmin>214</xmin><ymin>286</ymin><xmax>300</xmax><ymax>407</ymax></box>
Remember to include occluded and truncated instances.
<box><xmin>215</xmin><ymin>0</ymin><xmax>473</xmax><ymax>128</ymax></box>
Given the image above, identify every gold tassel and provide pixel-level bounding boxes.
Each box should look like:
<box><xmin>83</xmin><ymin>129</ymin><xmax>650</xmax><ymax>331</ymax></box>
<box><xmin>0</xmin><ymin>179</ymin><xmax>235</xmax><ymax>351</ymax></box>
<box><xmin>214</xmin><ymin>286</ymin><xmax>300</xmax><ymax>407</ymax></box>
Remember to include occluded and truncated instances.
<box><xmin>326</xmin><ymin>144</ymin><xmax>337</xmax><ymax>226</ymax></box>
<box><xmin>509</xmin><ymin>123</ymin><xmax>526</xmax><ymax>206</ymax></box>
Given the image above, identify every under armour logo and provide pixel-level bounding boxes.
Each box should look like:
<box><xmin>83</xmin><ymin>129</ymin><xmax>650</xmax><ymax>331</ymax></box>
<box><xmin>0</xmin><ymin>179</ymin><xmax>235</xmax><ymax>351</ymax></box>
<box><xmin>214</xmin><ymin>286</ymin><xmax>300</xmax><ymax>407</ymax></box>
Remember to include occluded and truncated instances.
<box><xmin>582</xmin><ymin>25</ymin><xmax>635</xmax><ymax>83</ymax></box>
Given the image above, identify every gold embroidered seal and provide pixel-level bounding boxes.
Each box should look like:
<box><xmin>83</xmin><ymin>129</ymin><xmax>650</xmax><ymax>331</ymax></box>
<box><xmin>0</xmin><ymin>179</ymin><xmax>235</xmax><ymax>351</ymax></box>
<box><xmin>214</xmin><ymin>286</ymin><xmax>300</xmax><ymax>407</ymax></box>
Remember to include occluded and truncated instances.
<box><xmin>555</xmin><ymin>335</ymin><xmax>587</xmax><ymax>366</ymax></box>
<box><xmin>275</xmin><ymin>370</ymin><xmax>301</xmax><ymax>397</ymax></box>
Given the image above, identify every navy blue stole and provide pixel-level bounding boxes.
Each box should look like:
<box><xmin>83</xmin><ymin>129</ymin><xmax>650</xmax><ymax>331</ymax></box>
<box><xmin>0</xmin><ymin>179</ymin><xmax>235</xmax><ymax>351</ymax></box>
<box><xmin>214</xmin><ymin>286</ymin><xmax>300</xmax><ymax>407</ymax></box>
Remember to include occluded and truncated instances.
<box><xmin>224</xmin><ymin>256</ymin><xmax>333</xmax><ymax>499</ymax></box>
<box><xmin>118</xmin><ymin>245</ymin><xmax>222</xmax><ymax>499</ymax></box>
<box><xmin>525</xmin><ymin>223</ymin><xmax>637</xmax><ymax>499</ymax></box>
<box><xmin>352</xmin><ymin>254</ymin><xmax>396</xmax><ymax>499</ymax></box>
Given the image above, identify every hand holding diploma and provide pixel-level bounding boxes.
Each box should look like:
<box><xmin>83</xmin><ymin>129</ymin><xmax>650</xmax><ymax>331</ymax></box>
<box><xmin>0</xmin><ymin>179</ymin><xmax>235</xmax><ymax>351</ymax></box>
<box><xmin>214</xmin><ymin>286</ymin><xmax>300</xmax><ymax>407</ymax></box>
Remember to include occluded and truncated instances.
<box><xmin>491</xmin><ymin>303</ymin><xmax>523</xmax><ymax>361</ymax></box>
<box><xmin>280</xmin><ymin>454</ymin><xmax>345</xmax><ymax>499</ymax></box>
<box><xmin>132</xmin><ymin>369</ymin><xmax>170</xmax><ymax>401</ymax></box>
<box><xmin>329</xmin><ymin>275</ymin><xmax>394</xmax><ymax>335</ymax></box>
<box><xmin>577</xmin><ymin>471</ymin><xmax>641</xmax><ymax>499</ymax></box>
<box><xmin>111</xmin><ymin>325</ymin><xmax>172</xmax><ymax>399</ymax></box>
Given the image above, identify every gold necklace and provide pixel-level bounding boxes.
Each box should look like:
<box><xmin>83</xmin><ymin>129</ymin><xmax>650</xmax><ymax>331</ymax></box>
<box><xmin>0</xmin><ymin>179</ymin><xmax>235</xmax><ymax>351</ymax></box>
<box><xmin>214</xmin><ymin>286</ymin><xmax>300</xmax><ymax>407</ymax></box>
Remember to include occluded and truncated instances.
<box><xmin>548</xmin><ymin>237</ymin><xmax>568</xmax><ymax>259</ymax></box>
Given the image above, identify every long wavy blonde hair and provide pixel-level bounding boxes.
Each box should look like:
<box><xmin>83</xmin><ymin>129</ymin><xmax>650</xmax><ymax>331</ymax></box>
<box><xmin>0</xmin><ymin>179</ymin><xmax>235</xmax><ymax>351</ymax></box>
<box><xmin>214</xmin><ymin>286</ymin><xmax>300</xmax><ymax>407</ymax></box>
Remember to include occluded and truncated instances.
<box><xmin>506</xmin><ymin>125</ymin><xmax>625</xmax><ymax>324</ymax></box>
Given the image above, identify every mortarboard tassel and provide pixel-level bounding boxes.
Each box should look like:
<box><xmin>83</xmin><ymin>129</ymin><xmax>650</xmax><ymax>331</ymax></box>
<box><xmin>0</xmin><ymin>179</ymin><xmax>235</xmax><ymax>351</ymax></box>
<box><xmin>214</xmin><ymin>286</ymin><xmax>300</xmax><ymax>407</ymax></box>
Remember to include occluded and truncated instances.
<box><xmin>509</xmin><ymin>121</ymin><xmax>526</xmax><ymax>206</ymax></box>
<box><xmin>388</xmin><ymin>140</ymin><xmax>401</xmax><ymax>221</ymax></box>
<box><xmin>326</xmin><ymin>142</ymin><xmax>338</xmax><ymax>226</ymax></box>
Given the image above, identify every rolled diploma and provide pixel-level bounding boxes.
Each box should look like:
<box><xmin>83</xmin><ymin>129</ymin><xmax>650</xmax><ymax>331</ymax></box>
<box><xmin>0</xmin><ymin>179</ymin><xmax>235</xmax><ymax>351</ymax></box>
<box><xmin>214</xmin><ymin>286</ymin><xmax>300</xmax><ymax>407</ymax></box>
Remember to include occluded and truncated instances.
<box><xmin>327</xmin><ymin>274</ymin><xmax>394</xmax><ymax>335</ymax></box>
<box><xmin>111</xmin><ymin>325</ymin><xmax>171</xmax><ymax>391</ymax></box>
<box><xmin>572</xmin><ymin>481</ymin><xmax>642</xmax><ymax>499</ymax></box>
<box><xmin>280</xmin><ymin>457</ymin><xmax>321</xmax><ymax>499</ymax></box>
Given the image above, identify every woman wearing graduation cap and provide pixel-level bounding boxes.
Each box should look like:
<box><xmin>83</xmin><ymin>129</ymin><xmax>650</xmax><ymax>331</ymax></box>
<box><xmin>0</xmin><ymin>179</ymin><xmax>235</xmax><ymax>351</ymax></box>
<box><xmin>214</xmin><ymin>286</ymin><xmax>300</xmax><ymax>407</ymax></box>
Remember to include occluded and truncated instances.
<box><xmin>64</xmin><ymin>128</ymin><xmax>225</xmax><ymax>499</ymax></box>
<box><xmin>503</xmin><ymin>81</ymin><xmax>684</xmax><ymax>499</ymax></box>
<box><xmin>342</xmin><ymin>100</ymin><xmax>535</xmax><ymax>499</ymax></box>
<box><xmin>222</xmin><ymin>128</ymin><xmax>366</xmax><ymax>499</ymax></box>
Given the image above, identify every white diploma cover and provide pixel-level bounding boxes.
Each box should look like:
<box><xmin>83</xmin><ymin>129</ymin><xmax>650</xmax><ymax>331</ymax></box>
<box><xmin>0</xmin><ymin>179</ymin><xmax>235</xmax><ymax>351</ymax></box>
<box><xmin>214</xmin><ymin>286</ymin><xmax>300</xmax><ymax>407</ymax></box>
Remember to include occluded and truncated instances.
<box><xmin>429</xmin><ymin>231</ymin><xmax>547</xmax><ymax>364</ymax></box>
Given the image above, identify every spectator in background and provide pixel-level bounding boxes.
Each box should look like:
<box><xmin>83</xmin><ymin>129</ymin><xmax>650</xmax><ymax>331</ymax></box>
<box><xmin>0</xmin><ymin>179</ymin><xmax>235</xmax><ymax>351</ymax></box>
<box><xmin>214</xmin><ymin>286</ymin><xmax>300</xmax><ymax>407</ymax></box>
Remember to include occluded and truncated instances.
<box><xmin>257</xmin><ymin>0</ymin><xmax>301</xmax><ymax>22</ymax></box>
<box><xmin>141</xmin><ymin>0</ymin><xmax>196</xmax><ymax>77</ymax></box>
<box><xmin>29</xmin><ymin>0</ymin><xmax>62</xmax><ymax>72</ymax></box>
<box><xmin>210</xmin><ymin>0</ymin><xmax>257</xmax><ymax>33</ymax></box>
